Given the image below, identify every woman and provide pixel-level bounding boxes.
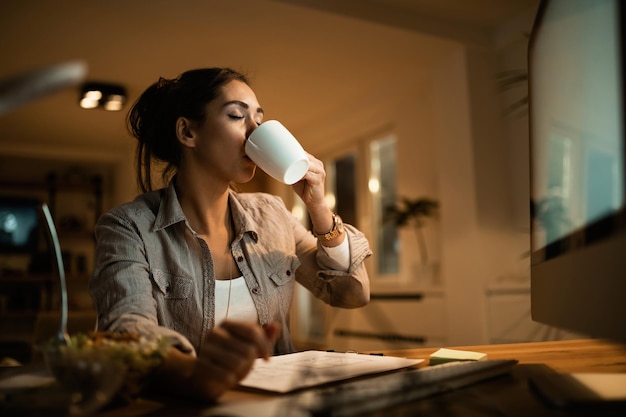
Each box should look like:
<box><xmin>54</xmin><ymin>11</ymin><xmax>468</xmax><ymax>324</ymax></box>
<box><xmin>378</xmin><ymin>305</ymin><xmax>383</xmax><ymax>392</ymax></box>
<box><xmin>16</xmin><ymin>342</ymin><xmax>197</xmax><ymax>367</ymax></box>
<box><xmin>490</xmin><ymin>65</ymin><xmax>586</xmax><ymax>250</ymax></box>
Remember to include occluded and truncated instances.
<box><xmin>89</xmin><ymin>68</ymin><xmax>371</xmax><ymax>401</ymax></box>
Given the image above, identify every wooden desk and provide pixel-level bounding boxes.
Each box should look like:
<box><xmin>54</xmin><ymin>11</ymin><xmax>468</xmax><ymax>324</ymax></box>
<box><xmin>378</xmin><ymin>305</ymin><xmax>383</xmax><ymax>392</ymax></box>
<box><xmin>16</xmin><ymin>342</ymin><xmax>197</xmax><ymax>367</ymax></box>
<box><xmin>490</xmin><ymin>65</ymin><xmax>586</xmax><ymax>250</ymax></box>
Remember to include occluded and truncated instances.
<box><xmin>383</xmin><ymin>338</ymin><xmax>626</xmax><ymax>373</ymax></box>
<box><xmin>94</xmin><ymin>338</ymin><xmax>626</xmax><ymax>417</ymax></box>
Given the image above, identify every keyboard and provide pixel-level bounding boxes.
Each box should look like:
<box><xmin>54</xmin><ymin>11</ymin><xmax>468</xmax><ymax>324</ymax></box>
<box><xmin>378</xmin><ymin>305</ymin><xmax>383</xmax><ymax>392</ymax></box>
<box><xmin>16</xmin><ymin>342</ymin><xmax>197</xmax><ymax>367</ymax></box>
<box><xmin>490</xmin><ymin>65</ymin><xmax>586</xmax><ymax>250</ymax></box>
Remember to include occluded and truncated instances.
<box><xmin>294</xmin><ymin>359</ymin><xmax>519</xmax><ymax>417</ymax></box>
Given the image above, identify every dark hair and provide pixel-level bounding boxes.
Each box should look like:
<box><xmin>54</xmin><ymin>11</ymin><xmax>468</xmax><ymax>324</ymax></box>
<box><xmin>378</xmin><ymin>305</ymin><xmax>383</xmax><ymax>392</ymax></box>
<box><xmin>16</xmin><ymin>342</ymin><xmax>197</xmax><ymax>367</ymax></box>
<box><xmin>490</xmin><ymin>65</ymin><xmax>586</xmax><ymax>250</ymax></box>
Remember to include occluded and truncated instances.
<box><xmin>127</xmin><ymin>67</ymin><xmax>250</xmax><ymax>193</ymax></box>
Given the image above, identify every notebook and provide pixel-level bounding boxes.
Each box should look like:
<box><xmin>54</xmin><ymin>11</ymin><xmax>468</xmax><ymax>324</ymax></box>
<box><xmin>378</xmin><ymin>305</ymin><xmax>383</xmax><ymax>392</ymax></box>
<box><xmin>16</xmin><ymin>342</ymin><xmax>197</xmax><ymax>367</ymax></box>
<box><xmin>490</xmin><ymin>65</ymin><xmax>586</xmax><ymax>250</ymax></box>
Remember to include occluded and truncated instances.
<box><xmin>238</xmin><ymin>350</ymin><xmax>423</xmax><ymax>393</ymax></box>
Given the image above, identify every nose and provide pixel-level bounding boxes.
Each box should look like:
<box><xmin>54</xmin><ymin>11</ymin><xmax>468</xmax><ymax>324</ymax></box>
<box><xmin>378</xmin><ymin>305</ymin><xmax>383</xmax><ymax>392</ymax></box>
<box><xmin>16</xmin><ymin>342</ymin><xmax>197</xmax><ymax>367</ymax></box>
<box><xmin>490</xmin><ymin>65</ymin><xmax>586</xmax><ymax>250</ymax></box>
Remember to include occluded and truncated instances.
<box><xmin>246</xmin><ymin>118</ymin><xmax>260</xmax><ymax>139</ymax></box>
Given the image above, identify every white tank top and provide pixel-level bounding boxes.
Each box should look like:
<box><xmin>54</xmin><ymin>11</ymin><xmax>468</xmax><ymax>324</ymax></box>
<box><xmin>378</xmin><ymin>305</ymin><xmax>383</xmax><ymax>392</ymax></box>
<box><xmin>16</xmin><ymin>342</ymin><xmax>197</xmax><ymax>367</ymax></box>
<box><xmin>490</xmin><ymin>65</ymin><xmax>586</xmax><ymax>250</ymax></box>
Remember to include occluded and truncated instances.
<box><xmin>214</xmin><ymin>276</ymin><xmax>259</xmax><ymax>324</ymax></box>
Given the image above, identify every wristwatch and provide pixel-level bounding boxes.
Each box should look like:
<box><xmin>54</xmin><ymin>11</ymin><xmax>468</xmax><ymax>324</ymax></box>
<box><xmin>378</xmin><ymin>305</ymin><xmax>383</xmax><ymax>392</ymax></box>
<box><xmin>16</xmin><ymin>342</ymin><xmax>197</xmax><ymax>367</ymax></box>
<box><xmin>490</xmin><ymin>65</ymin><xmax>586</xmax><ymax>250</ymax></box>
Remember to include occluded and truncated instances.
<box><xmin>315</xmin><ymin>213</ymin><xmax>345</xmax><ymax>240</ymax></box>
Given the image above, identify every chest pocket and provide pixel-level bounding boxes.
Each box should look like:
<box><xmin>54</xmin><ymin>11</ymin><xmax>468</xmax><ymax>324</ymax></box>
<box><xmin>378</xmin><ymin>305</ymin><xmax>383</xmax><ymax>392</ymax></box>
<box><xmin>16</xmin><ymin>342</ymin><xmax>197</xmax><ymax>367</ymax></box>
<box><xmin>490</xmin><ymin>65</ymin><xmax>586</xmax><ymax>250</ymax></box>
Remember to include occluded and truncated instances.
<box><xmin>153</xmin><ymin>269</ymin><xmax>193</xmax><ymax>300</ymax></box>
<box><xmin>268</xmin><ymin>255</ymin><xmax>300</xmax><ymax>287</ymax></box>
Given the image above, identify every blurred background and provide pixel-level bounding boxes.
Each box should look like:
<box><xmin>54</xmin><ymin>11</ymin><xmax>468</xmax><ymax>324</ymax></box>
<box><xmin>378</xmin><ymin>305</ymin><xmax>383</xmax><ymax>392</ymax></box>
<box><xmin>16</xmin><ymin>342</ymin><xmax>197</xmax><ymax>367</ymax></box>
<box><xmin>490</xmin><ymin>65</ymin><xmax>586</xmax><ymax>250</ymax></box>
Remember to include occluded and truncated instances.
<box><xmin>3</xmin><ymin>0</ymin><xmax>578</xmax><ymax>364</ymax></box>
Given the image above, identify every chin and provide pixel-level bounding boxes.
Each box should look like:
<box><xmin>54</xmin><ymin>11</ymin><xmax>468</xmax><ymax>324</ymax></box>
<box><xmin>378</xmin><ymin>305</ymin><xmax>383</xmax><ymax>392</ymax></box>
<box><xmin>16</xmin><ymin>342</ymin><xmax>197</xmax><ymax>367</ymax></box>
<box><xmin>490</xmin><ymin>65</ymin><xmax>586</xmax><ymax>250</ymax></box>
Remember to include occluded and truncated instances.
<box><xmin>235</xmin><ymin>167</ymin><xmax>257</xmax><ymax>184</ymax></box>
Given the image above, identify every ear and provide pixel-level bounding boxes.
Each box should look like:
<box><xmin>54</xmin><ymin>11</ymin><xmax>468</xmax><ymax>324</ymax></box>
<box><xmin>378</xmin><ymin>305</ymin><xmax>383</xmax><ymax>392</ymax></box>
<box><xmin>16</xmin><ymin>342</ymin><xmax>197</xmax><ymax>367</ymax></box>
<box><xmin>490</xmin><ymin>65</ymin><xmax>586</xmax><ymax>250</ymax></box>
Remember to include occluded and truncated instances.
<box><xmin>176</xmin><ymin>117</ymin><xmax>196</xmax><ymax>148</ymax></box>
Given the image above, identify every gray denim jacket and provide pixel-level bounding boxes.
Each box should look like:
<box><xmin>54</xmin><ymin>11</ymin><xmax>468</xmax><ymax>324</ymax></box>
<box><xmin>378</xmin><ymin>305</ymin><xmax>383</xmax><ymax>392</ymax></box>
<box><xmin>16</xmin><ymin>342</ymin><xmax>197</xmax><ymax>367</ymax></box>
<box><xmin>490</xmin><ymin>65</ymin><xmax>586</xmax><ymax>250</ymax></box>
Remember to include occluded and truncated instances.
<box><xmin>89</xmin><ymin>183</ymin><xmax>371</xmax><ymax>356</ymax></box>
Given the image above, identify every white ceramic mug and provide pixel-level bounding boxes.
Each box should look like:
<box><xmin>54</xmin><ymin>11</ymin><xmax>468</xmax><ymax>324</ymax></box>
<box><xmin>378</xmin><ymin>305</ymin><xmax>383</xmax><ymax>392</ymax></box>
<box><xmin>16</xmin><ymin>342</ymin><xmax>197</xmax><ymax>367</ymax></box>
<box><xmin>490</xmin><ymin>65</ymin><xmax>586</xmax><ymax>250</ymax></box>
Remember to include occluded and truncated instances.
<box><xmin>245</xmin><ymin>120</ymin><xmax>310</xmax><ymax>185</ymax></box>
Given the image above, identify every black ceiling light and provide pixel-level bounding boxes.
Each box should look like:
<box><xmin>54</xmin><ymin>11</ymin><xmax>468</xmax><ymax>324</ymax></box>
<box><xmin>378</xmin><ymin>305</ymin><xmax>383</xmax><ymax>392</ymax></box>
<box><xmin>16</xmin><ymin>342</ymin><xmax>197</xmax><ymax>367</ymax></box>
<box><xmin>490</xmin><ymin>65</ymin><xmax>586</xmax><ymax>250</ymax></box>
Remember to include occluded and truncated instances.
<box><xmin>79</xmin><ymin>81</ymin><xmax>127</xmax><ymax>111</ymax></box>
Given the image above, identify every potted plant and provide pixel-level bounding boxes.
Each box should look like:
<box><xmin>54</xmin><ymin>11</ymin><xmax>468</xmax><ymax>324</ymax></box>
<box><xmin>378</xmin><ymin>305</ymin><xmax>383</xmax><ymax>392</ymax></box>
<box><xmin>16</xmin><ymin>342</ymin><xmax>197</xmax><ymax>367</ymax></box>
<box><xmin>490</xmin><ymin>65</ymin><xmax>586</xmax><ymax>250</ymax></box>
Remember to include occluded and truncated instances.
<box><xmin>384</xmin><ymin>196</ymin><xmax>439</xmax><ymax>265</ymax></box>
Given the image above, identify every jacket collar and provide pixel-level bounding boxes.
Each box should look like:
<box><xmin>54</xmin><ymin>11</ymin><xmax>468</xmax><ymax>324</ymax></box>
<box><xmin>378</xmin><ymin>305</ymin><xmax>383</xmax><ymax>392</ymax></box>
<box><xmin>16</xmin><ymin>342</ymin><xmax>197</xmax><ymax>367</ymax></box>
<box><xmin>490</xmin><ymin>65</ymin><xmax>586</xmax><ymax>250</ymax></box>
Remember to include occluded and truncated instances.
<box><xmin>152</xmin><ymin>181</ymin><xmax>186</xmax><ymax>232</ymax></box>
<box><xmin>153</xmin><ymin>181</ymin><xmax>259</xmax><ymax>243</ymax></box>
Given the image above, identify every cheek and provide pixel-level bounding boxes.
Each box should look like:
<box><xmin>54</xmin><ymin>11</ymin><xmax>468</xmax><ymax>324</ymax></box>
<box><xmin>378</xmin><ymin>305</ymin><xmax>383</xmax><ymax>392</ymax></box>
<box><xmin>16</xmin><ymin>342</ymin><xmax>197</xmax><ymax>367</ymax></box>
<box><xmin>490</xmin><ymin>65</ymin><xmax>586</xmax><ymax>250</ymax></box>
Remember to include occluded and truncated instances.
<box><xmin>196</xmin><ymin>125</ymin><xmax>226</xmax><ymax>150</ymax></box>
<box><xmin>203</xmin><ymin>136</ymin><xmax>241</xmax><ymax>163</ymax></box>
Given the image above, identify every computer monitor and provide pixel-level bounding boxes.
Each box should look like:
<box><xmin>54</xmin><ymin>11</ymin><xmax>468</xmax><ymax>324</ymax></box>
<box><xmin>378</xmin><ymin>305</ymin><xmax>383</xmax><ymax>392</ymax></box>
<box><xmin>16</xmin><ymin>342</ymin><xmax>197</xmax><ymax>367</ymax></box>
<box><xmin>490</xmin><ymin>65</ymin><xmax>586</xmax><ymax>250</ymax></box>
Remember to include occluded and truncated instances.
<box><xmin>529</xmin><ymin>0</ymin><xmax>626</xmax><ymax>343</ymax></box>
<box><xmin>0</xmin><ymin>196</ymin><xmax>42</xmax><ymax>254</ymax></box>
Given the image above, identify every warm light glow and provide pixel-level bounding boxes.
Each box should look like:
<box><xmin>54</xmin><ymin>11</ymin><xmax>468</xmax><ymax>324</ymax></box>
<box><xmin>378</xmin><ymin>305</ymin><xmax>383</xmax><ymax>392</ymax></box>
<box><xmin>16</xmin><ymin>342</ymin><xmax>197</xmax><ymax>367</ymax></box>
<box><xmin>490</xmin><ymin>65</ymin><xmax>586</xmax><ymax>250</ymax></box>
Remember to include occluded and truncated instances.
<box><xmin>104</xmin><ymin>95</ymin><xmax>125</xmax><ymax>111</ymax></box>
<box><xmin>324</xmin><ymin>193</ymin><xmax>336</xmax><ymax>210</ymax></box>
<box><xmin>291</xmin><ymin>205</ymin><xmax>306</xmax><ymax>223</ymax></box>
<box><xmin>84</xmin><ymin>90</ymin><xmax>102</xmax><ymax>100</ymax></box>
<box><xmin>79</xmin><ymin>82</ymin><xmax>127</xmax><ymax>111</ymax></box>
<box><xmin>79</xmin><ymin>97</ymin><xmax>99</xmax><ymax>109</ymax></box>
<box><xmin>368</xmin><ymin>178</ymin><xmax>380</xmax><ymax>193</ymax></box>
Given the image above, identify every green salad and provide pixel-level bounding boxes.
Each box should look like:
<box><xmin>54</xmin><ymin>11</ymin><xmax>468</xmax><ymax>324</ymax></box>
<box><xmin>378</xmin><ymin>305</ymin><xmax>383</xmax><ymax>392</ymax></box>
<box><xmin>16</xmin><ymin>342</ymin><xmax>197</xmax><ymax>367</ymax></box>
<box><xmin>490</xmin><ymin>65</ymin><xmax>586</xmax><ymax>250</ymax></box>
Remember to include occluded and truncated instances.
<box><xmin>58</xmin><ymin>332</ymin><xmax>168</xmax><ymax>374</ymax></box>
<box><xmin>46</xmin><ymin>331</ymin><xmax>170</xmax><ymax>402</ymax></box>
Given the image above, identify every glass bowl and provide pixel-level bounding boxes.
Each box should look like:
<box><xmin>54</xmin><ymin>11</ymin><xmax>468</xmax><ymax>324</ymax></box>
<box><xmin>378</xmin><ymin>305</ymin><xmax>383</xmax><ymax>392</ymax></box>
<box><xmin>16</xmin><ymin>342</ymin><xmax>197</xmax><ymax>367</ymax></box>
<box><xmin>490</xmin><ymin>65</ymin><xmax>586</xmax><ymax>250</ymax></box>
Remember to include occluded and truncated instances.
<box><xmin>43</xmin><ymin>332</ymin><xmax>168</xmax><ymax>416</ymax></box>
<box><xmin>44</xmin><ymin>347</ymin><xmax>126</xmax><ymax>416</ymax></box>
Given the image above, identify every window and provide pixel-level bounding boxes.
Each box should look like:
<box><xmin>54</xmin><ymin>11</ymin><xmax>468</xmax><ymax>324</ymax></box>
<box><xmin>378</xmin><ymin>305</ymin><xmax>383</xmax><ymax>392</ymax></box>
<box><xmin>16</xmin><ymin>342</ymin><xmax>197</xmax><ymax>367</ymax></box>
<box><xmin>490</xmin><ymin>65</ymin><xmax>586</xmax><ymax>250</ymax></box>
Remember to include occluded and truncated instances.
<box><xmin>369</xmin><ymin>135</ymin><xmax>399</xmax><ymax>275</ymax></box>
<box><xmin>323</xmin><ymin>134</ymin><xmax>399</xmax><ymax>278</ymax></box>
<box><xmin>325</xmin><ymin>152</ymin><xmax>358</xmax><ymax>226</ymax></box>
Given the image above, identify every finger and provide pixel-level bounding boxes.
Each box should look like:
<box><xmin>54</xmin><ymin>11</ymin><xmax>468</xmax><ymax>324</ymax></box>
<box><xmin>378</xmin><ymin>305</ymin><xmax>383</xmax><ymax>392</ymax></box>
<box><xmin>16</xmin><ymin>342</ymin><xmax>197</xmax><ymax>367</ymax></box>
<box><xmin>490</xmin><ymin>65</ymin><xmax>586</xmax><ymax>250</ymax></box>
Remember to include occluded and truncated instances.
<box><xmin>307</xmin><ymin>159</ymin><xmax>325</xmax><ymax>180</ymax></box>
<box><xmin>197</xmin><ymin>354</ymin><xmax>241</xmax><ymax>386</ymax></box>
<box><xmin>161</xmin><ymin>347</ymin><xmax>237</xmax><ymax>400</ymax></box>
<box><xmin>262</xmin><ymin>322</ymin><xmax>281</xmax><ymax>342</ymax></box>
<box><xmin>198</xmin><ymin>351</ymin><xmax>254</xmax><ymax>386</ymax></box>
<box><xmin>261</xmin><ymin>322</ymin><xmax>281</xmax><ymax>360</ymax></box>
<box><xmin>192</xmin><ymin>351</ymin><xmax>250</xmax><ymax>397</ymax></box>
<box><xmin>220</xmin><ymin>321</ymin><xmax>275</xmax><ymax>359</ymax></box>
<box><xmin>204</xmin><ymin>350</ymin><xmax>256</xmax><ymax>381</ymax></box>
<box><xmin>204</xmin><ymin>324</ymin><xmax>261</xmax><ymax>369</ymax></box>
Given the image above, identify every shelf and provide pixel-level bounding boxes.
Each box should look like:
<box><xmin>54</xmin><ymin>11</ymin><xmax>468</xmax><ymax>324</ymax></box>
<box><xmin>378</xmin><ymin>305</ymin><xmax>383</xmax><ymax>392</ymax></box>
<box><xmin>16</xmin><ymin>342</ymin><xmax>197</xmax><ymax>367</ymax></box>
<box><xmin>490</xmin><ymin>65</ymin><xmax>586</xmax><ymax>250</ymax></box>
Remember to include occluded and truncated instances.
<box><xmin>0</xmin><ymin>171</ymin><xmax>103</xmax><ymax>225</ymax></box>
<box><xmin>0</xmin><ymin>274</ymin><xmax>54</xmax><ymax>283</ymax></box>
<box><xmin>370</xmin><ymin>293</ymin><xmax>424</xmax><ymax>301</ymax></box>
<box><xmin>58</xmin><ymin>230</ymin><xmax>95</xmax><ymax>239</ymax></box>
<box><xmin>0</xmin><ymin>311</ymin><xmax>40</xmax><ymax>319</ymax></box>
<box><xmin>0</xmin><ymin>179</ymin><xmax>70</xmax><ymax>190</ymax></box>
<box><xmin>0</xmin><ymin>166</ymin><xmax>105</xmax><ymax>338</ymax></box>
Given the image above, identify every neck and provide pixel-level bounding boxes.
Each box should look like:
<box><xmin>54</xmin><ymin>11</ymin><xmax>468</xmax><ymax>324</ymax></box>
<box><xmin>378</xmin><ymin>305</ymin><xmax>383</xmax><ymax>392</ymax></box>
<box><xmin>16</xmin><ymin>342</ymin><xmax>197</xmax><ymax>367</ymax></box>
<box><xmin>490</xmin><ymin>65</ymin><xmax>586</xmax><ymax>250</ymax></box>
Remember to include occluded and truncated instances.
<box><xmin>174</xmin><ymin>175</ymin><xmax>231</xmax><ymax>237</ymax></box>
<box><xmin>174</xmin><ymin>167</ymin><xmax>238</xmax><ymax>281</ymax></box>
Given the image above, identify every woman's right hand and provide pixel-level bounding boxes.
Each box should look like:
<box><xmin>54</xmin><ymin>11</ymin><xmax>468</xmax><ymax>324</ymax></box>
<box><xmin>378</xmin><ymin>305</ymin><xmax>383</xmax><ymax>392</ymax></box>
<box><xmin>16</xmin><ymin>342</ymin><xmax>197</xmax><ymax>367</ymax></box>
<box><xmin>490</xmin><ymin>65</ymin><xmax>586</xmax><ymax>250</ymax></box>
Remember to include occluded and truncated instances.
<box><xmin>158</xmin><ymin>320</ymin><xmax>280</xmax><ymax>402</ymax></box>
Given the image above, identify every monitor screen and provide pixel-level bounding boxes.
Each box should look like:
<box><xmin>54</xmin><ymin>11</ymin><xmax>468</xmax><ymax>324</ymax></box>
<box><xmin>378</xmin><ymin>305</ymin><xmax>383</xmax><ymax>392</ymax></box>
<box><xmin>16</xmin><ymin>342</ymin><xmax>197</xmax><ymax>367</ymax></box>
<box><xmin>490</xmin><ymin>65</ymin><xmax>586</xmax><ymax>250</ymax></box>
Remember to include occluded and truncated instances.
<box><xmin>530</xmin><ymin>0</ymin><xmax>624</xmax><ymax>258</ymax></box>
<box><xmin>529</xmin><ymin>0</ymin><xmax>626</xmax><ymax>343</ymax></box>
<box><xmin>0</xmin><ymin>196</ymin><xmax>41</xmax><ymax>254</ymax></box>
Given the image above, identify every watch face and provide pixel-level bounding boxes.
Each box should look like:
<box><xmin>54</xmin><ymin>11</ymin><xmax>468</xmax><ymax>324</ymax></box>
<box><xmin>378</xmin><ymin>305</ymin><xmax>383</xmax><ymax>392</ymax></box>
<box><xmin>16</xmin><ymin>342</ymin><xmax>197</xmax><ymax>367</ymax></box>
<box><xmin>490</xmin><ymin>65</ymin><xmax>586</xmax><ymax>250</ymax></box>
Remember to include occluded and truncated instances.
<box><xmin>327</xmin><ymin>215</ymin><xmax>344</xmax><ymax>239</ymax></box>
<box><xmin>318</xmin><ymin>214</ymin><xmax>344</xmax><ymax>240</ymax></box>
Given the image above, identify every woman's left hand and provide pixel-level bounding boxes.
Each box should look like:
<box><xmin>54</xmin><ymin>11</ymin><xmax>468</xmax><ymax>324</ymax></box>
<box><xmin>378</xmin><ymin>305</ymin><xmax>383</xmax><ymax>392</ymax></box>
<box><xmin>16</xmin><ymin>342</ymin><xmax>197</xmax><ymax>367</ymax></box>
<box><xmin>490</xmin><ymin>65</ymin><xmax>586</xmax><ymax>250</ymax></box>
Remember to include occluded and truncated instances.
<box><xmin>292</xmin><ymin>153</ymin><xmax>327</xmax><ymax>210</ymax></box>
<box><xmin>293</xmin><ymin>152</ymin><xmax>344</xmax><ymax>246</ymax></box>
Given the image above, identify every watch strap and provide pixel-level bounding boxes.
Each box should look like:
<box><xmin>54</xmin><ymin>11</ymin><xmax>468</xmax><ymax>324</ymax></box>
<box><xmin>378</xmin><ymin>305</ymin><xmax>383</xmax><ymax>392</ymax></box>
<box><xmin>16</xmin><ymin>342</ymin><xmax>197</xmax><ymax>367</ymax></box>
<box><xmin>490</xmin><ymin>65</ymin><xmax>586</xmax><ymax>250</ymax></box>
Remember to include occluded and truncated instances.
<box><xmin>314</xmin><ymin>213</ymin><xmax>344</xmax><ymax>240</ymax></box>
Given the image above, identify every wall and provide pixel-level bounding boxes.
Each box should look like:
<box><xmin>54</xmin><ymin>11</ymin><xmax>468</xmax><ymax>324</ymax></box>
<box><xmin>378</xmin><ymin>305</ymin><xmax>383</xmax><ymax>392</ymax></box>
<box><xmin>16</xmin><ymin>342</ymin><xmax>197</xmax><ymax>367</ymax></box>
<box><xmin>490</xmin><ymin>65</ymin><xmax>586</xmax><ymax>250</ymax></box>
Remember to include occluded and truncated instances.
<box><xmin>432</xmin><ymin>43</ymin><xmax>534</xmax><ymax>346</ymax></box>
<box><xmin>289</xmin><ymin>9</ymin><xmax>544</xmax><ymax>349</ymax></box>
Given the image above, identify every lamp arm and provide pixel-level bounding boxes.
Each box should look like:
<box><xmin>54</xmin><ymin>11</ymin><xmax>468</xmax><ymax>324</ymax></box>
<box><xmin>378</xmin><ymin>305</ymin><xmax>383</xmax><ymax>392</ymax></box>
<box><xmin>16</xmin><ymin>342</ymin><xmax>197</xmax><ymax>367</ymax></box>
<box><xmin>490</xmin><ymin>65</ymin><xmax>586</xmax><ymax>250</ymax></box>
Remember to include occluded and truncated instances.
<box><xmin>40</xmin><ymin>203</ymin><xmax>70</xmax><ymax>346</ymax></box>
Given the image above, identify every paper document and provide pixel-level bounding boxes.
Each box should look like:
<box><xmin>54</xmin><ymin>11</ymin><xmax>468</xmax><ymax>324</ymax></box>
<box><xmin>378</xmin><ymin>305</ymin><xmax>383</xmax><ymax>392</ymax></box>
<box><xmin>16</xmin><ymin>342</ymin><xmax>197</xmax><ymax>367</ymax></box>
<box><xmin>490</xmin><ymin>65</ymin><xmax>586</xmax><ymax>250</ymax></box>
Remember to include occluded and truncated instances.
<box><xmin>238</xmin><ymin>350</ymin><xmax>423</xmax><ymax>393</ymax></box>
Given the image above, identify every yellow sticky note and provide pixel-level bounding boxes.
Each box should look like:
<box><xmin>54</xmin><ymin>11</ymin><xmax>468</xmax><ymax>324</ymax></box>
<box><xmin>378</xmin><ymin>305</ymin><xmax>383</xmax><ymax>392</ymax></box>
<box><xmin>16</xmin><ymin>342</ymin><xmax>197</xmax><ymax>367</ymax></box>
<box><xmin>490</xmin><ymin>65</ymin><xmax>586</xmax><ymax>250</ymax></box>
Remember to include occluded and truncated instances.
<box><xmin>429</xmin><ymin>348</ymin><xmax>487</xmax><ymax>365</ymax></box>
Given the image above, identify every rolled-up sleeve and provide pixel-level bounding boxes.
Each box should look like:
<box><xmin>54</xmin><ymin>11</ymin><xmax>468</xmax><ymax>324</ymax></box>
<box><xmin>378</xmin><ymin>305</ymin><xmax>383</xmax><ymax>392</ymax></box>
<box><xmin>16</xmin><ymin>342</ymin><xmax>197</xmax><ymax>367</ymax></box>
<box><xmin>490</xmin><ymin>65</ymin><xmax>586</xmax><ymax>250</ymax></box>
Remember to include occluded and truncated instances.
<box><xmin>289</xmin><ymin>211</ymin><xmax>372</xmax><ymax>308</ymax></box>
<box><xmin>318</xmin><ymin>238</ymin><xmax>350</xmax><ymax>271</ymax></box>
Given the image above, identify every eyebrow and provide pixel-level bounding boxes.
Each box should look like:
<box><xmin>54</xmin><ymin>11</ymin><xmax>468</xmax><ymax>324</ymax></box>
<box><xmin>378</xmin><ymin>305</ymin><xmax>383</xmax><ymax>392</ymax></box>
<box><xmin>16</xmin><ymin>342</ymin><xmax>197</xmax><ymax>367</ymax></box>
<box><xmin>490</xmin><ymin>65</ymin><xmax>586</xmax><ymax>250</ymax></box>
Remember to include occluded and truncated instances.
<box><xmin>223</xmin><ymin>100</ymin><xmax>264</xmax><ymax>115</ymax></box>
